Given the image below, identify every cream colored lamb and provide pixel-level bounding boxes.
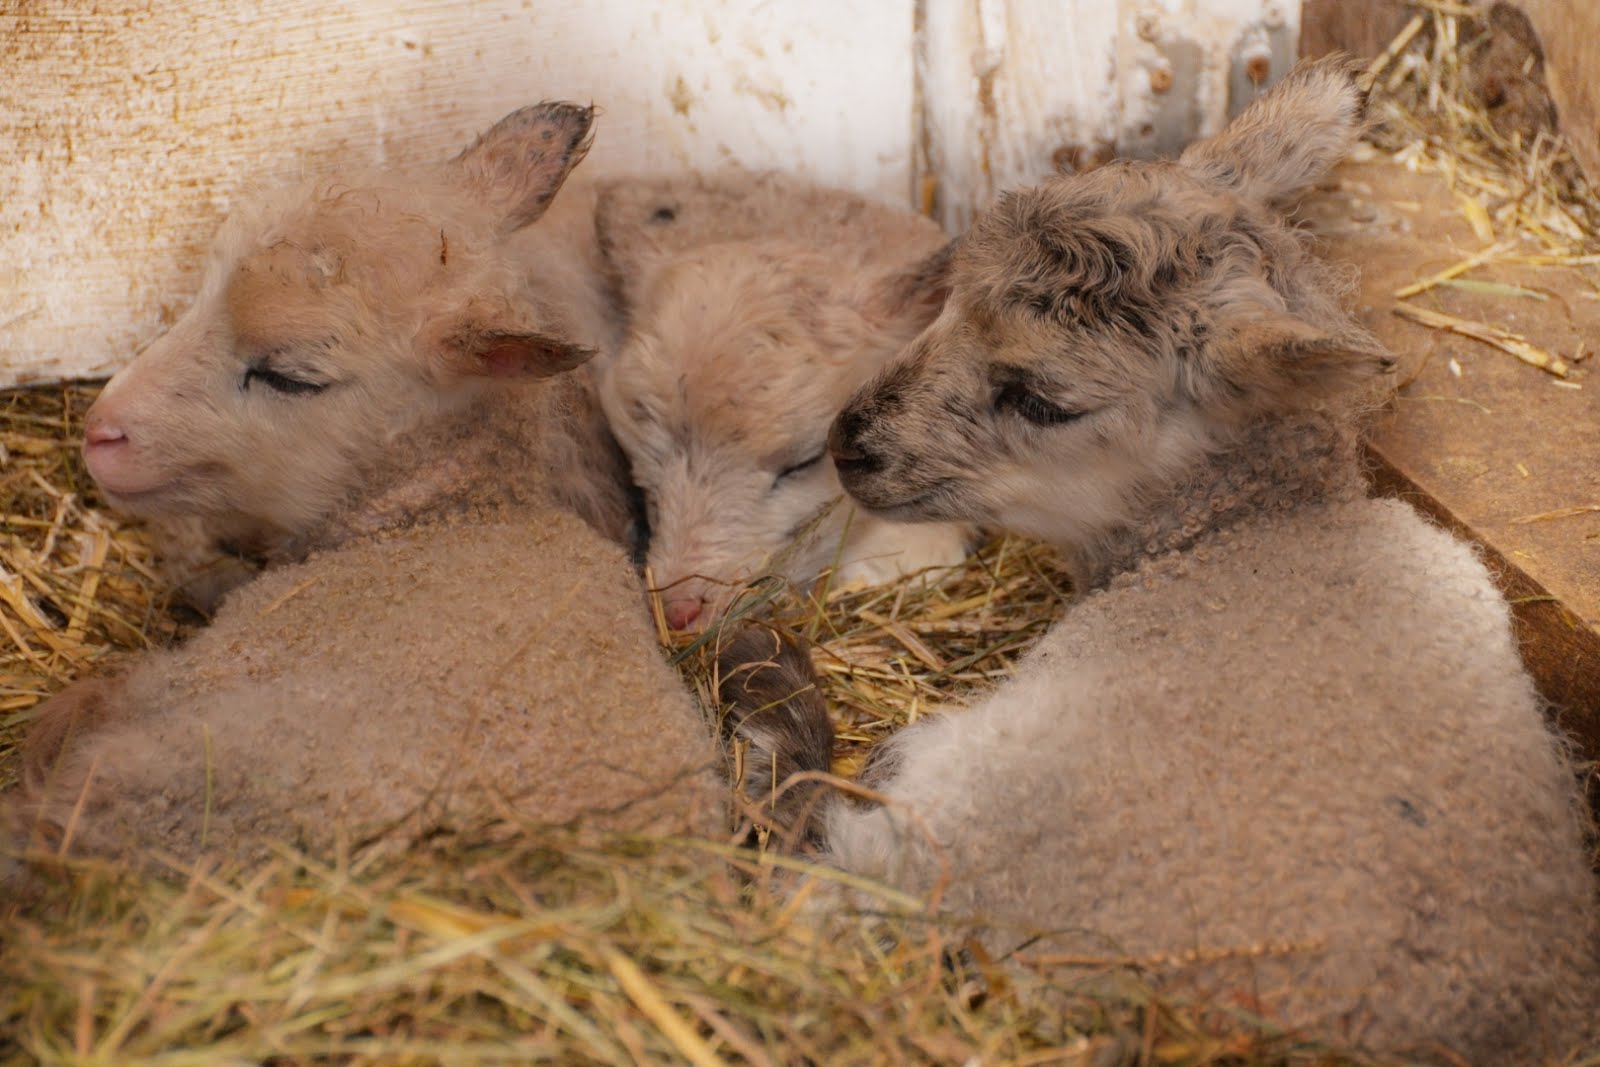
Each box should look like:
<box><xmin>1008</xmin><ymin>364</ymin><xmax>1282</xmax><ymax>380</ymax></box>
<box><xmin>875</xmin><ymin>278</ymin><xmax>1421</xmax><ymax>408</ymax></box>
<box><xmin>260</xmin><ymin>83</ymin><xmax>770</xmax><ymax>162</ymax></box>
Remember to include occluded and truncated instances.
<box><xmin>591</xmin><ymin>173</ymin><xmax>973</xmax><ymax>630</ymax></box>
<box><xmin>134</xmin><ymin>108</ymin><xmax>637</xmax><ymax>612</ymax></box>
<box><xmin>8</xmin><ymin>104</ymin><xmax>731</xmax><ymax>870</ymax></box>
<box><xmin>815</xmin><ymin>59</ymin><xmax>1598</xmax><ymax>1062</ymax></box>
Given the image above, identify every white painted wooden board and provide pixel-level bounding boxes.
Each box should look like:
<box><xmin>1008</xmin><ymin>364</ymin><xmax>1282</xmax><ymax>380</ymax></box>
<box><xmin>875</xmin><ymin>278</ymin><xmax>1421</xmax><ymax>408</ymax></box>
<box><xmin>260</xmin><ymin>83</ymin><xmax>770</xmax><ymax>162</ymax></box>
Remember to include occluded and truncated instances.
<box><xmin>2</xmin><ymin>1</ymin><xmax>1298</xmax><ymax>387</ymax></box>
<box><xmin>916</xmin><ymin>0</ymin><xmax>1123</xmax><ymax>233</ymax></box>
<box><xmin>917</xmin><ymin>0</ymin><xmax>1300</xmax><ymax>232</ymax></box>
<box><xmin>0</xmin><ymin>0</ymin><xmax>916</xmax><ymax>387</ymax></box>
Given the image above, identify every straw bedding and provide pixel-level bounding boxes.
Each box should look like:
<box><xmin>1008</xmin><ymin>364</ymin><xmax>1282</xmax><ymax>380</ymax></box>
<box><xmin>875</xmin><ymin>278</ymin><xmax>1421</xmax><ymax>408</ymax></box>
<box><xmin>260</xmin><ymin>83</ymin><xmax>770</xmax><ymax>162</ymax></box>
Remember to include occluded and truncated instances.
<box><xmin>3</xmin><ymin>6</ymin><xmax>1598</xmax><ymax>1063</ymax></box>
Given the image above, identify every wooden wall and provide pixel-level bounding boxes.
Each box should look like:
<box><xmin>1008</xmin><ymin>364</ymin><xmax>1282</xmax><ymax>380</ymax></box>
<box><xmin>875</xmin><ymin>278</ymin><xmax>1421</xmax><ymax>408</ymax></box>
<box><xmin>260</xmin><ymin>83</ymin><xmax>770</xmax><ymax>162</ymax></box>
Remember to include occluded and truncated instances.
<box><xmin>1298</xmin><ymin>0</ymin><xmax>1412</xmax><ymax>61</ymax></box>
<box><xmin>1</xmin><ymin>1</ymin><xmax>917</xmax><ymax>387</ymax></box>
<box><xmin>917</xmin><ymin>0</ymin><xmax>1298</xmax><ymax>231</ymax></box>
<box><xmin>2</xmin><ymin>1</ymin><xmax>1290</xmax><ymax>388</ymax></box>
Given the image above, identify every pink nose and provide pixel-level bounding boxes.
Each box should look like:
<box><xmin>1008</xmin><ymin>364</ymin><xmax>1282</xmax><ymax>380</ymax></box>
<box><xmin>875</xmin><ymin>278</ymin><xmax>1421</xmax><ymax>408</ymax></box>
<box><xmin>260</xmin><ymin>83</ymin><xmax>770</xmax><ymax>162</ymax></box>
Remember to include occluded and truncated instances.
<box><xmin>664</xmin><ymin>597</ymin><xmax>705</xmax><ymax>630</ymax></box>
<box><xmin>84</xmin><ymin>414</ymin><xmax>127</xmax><ymax>449</ymax></box>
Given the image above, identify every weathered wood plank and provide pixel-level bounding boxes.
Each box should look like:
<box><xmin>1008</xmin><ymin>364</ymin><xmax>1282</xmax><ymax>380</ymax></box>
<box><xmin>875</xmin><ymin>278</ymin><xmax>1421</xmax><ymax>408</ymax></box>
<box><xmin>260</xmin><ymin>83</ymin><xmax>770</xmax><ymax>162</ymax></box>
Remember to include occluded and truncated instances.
<box><xmin>916</xmin><ymin>0</ymin><xmax>1122</xmax><ymax>232</ymax></box>
<box><xmin>0</xmin><ymin>1</ymin><xmax>917</xmax><ymax>388</ymax></box>
<box><xmin>915</xmin><ymin>0</ymin><xmax>1299</xmax><ymax>232</ymax></box>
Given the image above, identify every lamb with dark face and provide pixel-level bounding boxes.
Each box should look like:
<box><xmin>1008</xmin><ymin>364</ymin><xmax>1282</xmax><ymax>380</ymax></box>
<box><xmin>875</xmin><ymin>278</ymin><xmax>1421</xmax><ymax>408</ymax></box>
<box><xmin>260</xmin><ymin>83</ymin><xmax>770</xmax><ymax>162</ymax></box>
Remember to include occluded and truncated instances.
<box><xmin>830</xmin><ymin>90</ymin><xmax>1393</xmax><ymax>582</ymax></box>
<box><xmin>808</xmin><ymin>58</ymin><xmax>1599</xmax><ymax>1062</ymax></box>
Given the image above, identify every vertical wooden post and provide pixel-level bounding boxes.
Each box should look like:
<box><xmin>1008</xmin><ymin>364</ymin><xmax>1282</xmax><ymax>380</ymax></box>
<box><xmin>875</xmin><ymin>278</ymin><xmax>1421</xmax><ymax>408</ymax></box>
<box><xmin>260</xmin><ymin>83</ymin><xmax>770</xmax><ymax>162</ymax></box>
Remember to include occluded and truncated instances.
<box><xmin>915</xmin><ymin>0</ymin><xmax>1301</xmax><ymax>233</ymax></box>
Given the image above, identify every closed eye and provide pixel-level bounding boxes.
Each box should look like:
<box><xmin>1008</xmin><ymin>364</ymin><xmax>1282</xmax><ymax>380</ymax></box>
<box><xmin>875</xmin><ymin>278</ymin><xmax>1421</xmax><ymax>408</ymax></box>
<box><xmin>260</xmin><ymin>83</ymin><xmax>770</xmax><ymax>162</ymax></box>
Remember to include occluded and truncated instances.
<box><xmin>242</xmin><ymin>363</ymin><xmax>329</xmax><ymax>396</ymax></box>
<box><xmin>995</xmin><ymin>381</ymin><xmax>1085</xmax><ymax>426</ymax></box>
<box><xmin>773</xmin><ymin>447</ymin><xmax>827</xmax><ymax>488</ymax></box>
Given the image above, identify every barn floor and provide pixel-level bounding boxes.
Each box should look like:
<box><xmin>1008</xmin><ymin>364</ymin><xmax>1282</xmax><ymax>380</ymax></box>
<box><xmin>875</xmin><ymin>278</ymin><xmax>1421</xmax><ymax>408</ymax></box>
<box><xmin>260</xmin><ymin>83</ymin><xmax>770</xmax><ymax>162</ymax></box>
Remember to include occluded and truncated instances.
<box><xmin>1304</xmin><ymin>154</ymin><xmax>1600</xmax><ymax>781</ymax></box>
<box><xmin>4</xmin><ymin>10</ymin><xmax>1600</xmax><ymax>1064</ymax></box>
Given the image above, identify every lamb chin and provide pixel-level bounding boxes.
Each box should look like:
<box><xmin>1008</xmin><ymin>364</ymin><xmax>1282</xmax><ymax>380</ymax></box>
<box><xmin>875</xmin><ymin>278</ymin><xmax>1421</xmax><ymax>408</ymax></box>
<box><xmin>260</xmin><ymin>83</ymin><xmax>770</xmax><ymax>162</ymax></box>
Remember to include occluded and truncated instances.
<box><xmin>103</xmin><ymin>470</ymin><xmax>226</xmax><ymax>521</ymax></box>
<box><xmin>843</xmin><ymin>476</ymin><xmax>967</xmax><ymax>525</ymax></box>
<box><xmin>101</xmin><ymin>481</ymin><xmax>185</xmax><ymax>516</ymax></box>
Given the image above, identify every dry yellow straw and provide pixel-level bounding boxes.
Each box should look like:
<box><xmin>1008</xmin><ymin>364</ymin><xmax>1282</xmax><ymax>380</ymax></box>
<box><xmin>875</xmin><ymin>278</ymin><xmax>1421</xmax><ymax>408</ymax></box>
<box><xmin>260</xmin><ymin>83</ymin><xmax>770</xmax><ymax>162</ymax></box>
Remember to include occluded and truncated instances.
<box><xmin>64</xmin><ymin>527</ymin><xmax>111</xmax><ymax>642</ymax></box>
<box><xmin>599</xmin><ymin>943</ymin><xmax>732</xmax><ymax>1067</ymax></box>
<box><xmin>1509</xmin><ymin>504</ymin><xmax>1600</xmax><ymax>525</ymax></box>
<box><xmin>1391</xmin><ymin>302</ymin><xmax>1571</xmax><ymax>377</ymax></box>
<box><xmin>1361</xmin><ymin>13</ymin><xmax>1425</xmax><ymax>90</ymax></box>
<box><xmin>1393</xmin><ymin>241</ymin><xmax>1516</xmax><ymax>299</ymax></box>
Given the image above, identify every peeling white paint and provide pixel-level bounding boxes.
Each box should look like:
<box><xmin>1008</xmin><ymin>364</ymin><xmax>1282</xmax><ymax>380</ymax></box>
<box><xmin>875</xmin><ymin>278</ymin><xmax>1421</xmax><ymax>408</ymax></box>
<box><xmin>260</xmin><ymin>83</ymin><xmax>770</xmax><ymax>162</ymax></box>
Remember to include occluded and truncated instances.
<box><xmin>0</xmin><ymin>1</ymin><xmax>916</xmax><ymax>387</ymax></box>
<box><xmin>2</xmin><ymin>1</ymin><xmax>1300</xmax><ymax>387</ymax></box>
<box><xmin>918</xmin><ymin>0</ymin><xmax>1299</xmax><ymax>232</ymax></box>
<box><xmin>917</xmin><ymin>0</ymin><xmax>1124</xmax><ymax>233</ymax></box>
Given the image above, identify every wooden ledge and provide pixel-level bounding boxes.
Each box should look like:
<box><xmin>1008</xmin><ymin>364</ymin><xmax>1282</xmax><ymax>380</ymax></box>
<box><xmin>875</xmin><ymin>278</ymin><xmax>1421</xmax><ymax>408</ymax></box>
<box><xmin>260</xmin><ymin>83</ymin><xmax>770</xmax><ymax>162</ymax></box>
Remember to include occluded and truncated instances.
<box><xmin>1301</xmin><ymin>158</ymin><xmax>1600</xmax><ymax>788</ymax></box>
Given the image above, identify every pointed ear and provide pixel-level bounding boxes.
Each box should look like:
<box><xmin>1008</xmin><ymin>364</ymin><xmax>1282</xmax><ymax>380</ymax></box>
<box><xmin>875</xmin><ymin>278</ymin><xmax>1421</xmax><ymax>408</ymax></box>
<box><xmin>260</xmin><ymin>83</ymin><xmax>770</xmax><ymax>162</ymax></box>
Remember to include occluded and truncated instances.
<box><xmin>1179</xmin><ymin>55</ymin><xmax>1366</xmax><ymax>203</ymax></box>
<box><xmin>593</xmin><ymin>178</ymin><xmax>681</xmax><ymax>312</ymax></box>
<box><xmin>418</xmin><ymin>300</ymin><xmax>596</xmax><ymax>381</ymax></box>
<box><xmin>595</xmin><ymin>168</ymin><xmax>848</xmax><ymax>312</ymax></box>
<box><xmin>866</xmin><ymin>239</ymin><xmax>957</xmax><ymax>325</ymax></box>
<box><xmin>1194</xmin><ymin>309</ymin><xmax>1395</xmax><ymax>413</ymax></box>
<box><xmin>449</xmin><ymin>102</ymin><xmax>596</xmax><ymax>235</ymax></box>
<box><xmin>595</xmin><ymin>169</ymin><xmax>796</xmax><ymax>288</ymax></box>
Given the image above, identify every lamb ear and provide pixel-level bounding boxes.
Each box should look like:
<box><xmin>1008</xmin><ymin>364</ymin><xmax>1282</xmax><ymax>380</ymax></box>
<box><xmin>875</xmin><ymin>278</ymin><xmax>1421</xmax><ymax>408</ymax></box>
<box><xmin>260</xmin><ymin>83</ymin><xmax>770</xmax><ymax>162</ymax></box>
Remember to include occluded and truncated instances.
<box><xmin>866</xmin><ymin>239</ymin><xmax>958</xmax><ymax>324</ymax></box>
<box><xmin>594</xmin><ymin>168</ymin><xmax>801</xmax><ymax>312</ymax></box>
<box><xmin>1198</xmin><ymin>310</ymin><xmax>1395</xmax><ymax>411</ymax></box>
<box><xmin>419</xmin><ymin>303</ymin><xmax>596</xmax><ymax>381</ymax></box>
<box><xmin>450</xmin><ymin>102</ymin><xmax>596</xmax><ymax>235</ymax></box>
<box><xmin>1179</xmin><ymin>55</ymin><xmax>1365</xmax><ymax>203</ymax></box>
<box><xmin>593</xmin><ymin>178</ymin><xmax>679</xmax><ymax>312</ymax></box>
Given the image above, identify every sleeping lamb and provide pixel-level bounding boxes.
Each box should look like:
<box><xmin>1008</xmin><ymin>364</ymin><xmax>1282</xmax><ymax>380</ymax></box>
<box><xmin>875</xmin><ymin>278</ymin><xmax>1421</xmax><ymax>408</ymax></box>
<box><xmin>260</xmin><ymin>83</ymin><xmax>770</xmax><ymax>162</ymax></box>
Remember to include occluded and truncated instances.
<box><xmin>135</xmin><ymin>105</ymin><xmax>637</xmax><ymax>611</ymax></box>
<box><xmin>815</xmin><ymin>59</ymin><xmax>1598</xmax><ymax>1062</ymax></box>
<box><xmin>7</xmin><ymin>103</ymin><xmax>738</xmax><ymax>870</ymax></box>
<box><xmin>592</xmin><ymin>173</ymin><xmax>973</xmax><ymax>631</ymax></box>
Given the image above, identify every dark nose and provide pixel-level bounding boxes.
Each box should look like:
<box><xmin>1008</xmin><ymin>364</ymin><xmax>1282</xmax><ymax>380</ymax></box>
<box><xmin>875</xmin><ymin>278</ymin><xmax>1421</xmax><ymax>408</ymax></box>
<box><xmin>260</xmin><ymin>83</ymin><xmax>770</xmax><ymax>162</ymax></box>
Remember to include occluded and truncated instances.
<box><xmin>825</xmin><ymin>406</ymin><xmax>889</xmax><ymax>486</ymax></box>
<box><xmin>827</xmin><ymin>407</ymin><xmax>878</xmax><ymax>476</ymax></box>
<box><xmin>827</xmin><ymin>411</ymin><xmax>862</xmax><ymax>464</ymax></box>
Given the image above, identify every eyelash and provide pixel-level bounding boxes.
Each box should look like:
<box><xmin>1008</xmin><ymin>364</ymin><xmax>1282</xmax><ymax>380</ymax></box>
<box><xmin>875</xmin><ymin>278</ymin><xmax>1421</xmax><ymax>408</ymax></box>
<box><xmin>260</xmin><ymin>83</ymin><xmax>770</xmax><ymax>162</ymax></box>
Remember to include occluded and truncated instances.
<box><xmin>242</xmin><ymin>364</ymin><xmax>328</xmax><ymax>396</ymax></box>
<box><xmin>774</xmin><ymin>448</ymin><xmax>827</xmax><ymax>485</ymax></box>
<box><xmin>995</xmin><ymin>381</ymin><xmax>1084</xmax><ymax>426</ymax></box>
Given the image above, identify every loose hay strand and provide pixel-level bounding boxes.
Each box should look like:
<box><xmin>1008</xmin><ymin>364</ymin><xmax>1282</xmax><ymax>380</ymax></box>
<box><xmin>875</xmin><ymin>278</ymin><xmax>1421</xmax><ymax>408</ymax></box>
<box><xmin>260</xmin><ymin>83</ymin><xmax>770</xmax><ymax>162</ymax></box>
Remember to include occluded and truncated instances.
<box><xmin>1373</xmin><ymin>0</ymin><xmax>1600</xmax><ymax>385</ymax></box>
<box><xmin>598</xmin><ymin>943</ymin><xmax>731</xmax><ymax>1067</ymax></box>
<box><xmin>1391</xmin><ymin>300</ymin><xmax>1571</xmax><ymax>376</ymax></box>
<box><xmin>0</xmin><ymin>384</ymin><xmax>182</xmax><ymax>791</ymax></box>
<box><xmin>1391</xmin><ymin>238</ymin><xmax>1515</xmax><ymax>298</ymax></box>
